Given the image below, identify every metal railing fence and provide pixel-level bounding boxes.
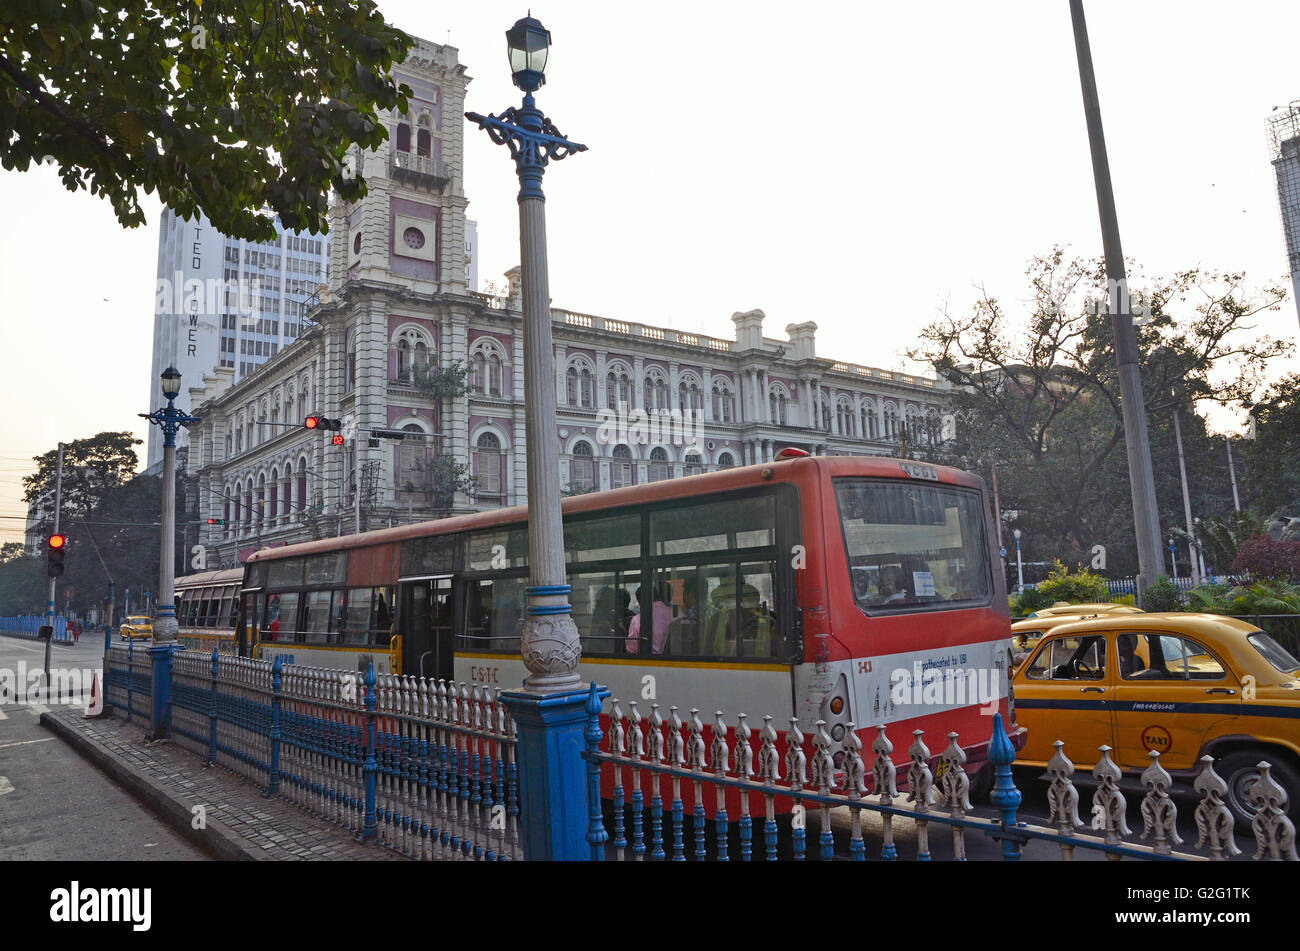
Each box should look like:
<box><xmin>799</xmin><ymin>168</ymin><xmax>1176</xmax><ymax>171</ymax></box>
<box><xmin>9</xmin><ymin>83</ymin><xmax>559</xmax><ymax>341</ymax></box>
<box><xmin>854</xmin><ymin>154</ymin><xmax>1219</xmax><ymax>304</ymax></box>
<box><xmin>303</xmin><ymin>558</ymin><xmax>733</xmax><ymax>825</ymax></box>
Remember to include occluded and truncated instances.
<box><xmin>103</xmin><ymin>641</ymin><xmax>152</xmax><ymax>729</ymax></box>
<box><xmin>582</xmin><ymin>696</ymin><xmax>1298</xmax><ymax>862</ymax></box>
<box><xmin>164</xmin><ymin>649</ymin><xmax>519</xmax><ymax>860</ymax></box>
<box><xmin>0</xmin><ymin>615</ymin><xmax>71</xmax><ymax>641</ymax></box>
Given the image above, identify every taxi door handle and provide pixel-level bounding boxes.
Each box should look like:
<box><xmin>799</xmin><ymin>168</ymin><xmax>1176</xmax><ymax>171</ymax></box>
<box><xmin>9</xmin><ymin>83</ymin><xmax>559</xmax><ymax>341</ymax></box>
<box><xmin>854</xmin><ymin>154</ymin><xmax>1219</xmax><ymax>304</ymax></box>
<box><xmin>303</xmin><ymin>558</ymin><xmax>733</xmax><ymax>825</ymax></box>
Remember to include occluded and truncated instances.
<box><xmin>1205</xmin><ymin>688</ymin><xmax>1236</xmax><ymax>695</ymax></box>
<box><xmin>1080</xmin><ymin>687</ymin><xmax>1105</xmax><ymax>693</ymax></box>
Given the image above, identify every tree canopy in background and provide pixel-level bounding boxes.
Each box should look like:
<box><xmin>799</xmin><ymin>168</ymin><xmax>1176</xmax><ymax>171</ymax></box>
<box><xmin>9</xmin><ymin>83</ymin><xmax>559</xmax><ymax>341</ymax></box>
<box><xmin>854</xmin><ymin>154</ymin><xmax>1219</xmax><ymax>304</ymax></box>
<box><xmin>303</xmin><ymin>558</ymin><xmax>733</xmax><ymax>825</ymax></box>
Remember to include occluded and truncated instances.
<box><xmin>910</xmin><ymin>249</ymin><xmax>1291</xmax><ymax>576</ymax></box>
<box><xmin>1</xmin><ymin>0</ymin><xmax>412</xmax><ymax>240</ymax></box>
<box><xmin>22</xmin><ymin>431</ymin><xmax>142</xmax><ymax>529</ymax></box>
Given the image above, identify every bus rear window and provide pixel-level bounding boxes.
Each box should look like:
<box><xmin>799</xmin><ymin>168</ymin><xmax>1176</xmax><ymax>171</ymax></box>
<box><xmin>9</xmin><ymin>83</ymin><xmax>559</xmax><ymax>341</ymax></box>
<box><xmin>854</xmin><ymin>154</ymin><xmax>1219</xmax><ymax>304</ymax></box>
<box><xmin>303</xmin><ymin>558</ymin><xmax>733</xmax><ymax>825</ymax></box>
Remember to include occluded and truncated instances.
<box><xmin>833</xmin><ymin>479</ymin><xmax>990</xmax><ymax>611</ymax></box>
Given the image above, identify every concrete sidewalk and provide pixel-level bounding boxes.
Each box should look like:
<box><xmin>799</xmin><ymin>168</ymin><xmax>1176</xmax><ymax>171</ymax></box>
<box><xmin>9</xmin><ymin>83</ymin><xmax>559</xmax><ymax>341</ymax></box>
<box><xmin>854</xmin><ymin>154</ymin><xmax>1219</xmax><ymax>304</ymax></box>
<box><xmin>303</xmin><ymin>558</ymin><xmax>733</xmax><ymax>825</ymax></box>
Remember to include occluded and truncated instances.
<box><xmin>40</xmin><ymin>709</ymin><xmax>407</xmax><ymax>861</ymax></box>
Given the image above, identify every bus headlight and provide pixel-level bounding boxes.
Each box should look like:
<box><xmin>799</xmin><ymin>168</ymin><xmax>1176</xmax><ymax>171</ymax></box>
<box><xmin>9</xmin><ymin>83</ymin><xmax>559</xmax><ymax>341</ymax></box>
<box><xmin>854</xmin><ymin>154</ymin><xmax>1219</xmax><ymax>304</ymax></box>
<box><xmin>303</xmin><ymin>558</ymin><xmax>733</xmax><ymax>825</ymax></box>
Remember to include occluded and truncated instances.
<box><xmin>829</xmin><ymin>696</ymin><xmax>844</xmax><ymax>716</ymax></box>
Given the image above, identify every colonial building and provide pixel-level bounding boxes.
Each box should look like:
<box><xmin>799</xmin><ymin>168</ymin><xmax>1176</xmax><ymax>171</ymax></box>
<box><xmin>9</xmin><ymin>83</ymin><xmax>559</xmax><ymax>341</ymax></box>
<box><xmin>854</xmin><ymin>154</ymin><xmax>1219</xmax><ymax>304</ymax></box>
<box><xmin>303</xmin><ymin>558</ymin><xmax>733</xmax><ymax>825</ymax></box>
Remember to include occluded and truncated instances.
<box><xmin>184</xmin><ymin>35</ymin><xmax>952</xmax><ymax>568</ymax></box>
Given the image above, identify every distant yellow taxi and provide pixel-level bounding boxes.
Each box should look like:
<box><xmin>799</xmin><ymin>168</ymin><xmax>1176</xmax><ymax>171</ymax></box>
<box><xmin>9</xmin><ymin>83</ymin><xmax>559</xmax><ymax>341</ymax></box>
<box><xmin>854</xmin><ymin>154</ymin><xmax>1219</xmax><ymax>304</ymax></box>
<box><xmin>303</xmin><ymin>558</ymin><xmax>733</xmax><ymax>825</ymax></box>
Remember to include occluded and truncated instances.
<box><xmin>119</xmin><ymin>615</ymin><xmax>153</xmax><ymax>640</ymax></box>
<box><xmin>1027</xmin><ymin>602</ymin><xmax>1145</xmax><ymax>619</ymax></box>
<box><xmin>1012</xmin><ymin>613</ymin><xmax>1300</xmax><ymax>827</ymax></box>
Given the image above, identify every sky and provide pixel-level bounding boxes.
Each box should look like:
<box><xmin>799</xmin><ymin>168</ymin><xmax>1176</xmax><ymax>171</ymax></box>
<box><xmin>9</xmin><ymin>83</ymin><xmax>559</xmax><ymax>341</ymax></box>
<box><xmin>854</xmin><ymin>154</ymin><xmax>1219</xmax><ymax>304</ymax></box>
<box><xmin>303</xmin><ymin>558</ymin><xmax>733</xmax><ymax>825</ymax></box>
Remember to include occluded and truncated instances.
<box><xmin>2</xmin><ymin>0</ymin><xmax>1299</xmax><ymax>543</ymax></box>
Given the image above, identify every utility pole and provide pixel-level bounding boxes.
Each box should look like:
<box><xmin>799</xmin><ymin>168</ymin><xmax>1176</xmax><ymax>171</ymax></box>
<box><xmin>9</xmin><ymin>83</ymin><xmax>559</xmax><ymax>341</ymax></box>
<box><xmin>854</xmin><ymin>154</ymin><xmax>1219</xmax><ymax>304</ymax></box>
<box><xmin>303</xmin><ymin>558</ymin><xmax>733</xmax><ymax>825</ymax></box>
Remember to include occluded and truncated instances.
<box><xmin>1172</xmin><ymin>406</ymin><xmax>1201</xmax><ymax>586</ymax></box>
<box><xmin>42</xmin><ymin>443</ymin><xmax>65</xmax><ymax>695</ymax></box>
<box><xmin>1225</xmin><ymin>437</ymin><xmax>1241</xmax><ymax>513</ymax></box>
<box><xmin>989</xmin><ymin>458</ymin><xmax>1004</xmax><ymax>550</ymax></box>
<box><xmin>1069</xmin><ymin>0</ymin><xmax>1165</xmax><ymax>599</ymax></box>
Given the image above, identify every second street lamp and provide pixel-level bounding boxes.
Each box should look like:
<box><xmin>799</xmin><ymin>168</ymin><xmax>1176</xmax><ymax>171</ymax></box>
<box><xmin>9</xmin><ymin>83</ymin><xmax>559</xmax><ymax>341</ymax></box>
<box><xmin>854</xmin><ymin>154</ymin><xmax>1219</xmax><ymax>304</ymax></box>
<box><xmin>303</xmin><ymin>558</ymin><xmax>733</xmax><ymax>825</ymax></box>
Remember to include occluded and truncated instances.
<box><xmin>467</xmin><ymin>16</ymin><xmax>587</xmax><ymax>694</ymax></box>
<box><xmin>140</xmin><ymin>365</ymin><xmax>199</xmax><ymax>739</ymax></box>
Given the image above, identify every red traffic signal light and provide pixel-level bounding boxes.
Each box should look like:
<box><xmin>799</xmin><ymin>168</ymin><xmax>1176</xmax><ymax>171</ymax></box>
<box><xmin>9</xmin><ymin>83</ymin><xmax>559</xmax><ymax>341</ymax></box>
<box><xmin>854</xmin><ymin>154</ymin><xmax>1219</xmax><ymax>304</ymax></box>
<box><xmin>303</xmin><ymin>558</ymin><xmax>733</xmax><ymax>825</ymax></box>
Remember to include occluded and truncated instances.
<box><xmin>304</xmin><ymin>415</ymin><xmax>320</xmax><ymax>429</ymax></box>
<box><xmin>47</xmin><ymin>534</ymin><xmax>66</xmax><ymax>577</ymax></box>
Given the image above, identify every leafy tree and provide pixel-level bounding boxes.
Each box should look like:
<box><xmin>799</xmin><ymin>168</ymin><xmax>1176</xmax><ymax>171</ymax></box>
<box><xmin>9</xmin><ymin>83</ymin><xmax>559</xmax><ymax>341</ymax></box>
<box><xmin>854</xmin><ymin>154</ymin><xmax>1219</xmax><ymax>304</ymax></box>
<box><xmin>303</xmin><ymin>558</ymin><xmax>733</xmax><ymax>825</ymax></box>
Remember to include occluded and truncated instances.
<box><xmin>1139</xmin><ymin>576</ymin><xmax>1183</xmax><ymax>612</ymax></box>
<box><xmin>1</xmin><ymin>1</ymin><xmax>412</xmax><ymax>240</ymax></box>
<box><xmin>0</xmin><ymin>541</ymin><xmax>30</xmax><ymax>563</ymax></box>
<box><xmin>406</xmin><ymin>452</ymin><xmax>476</xmax><ymax>520</ymax></box>
<box><xmin>912</xmin><ymin>248</ymin><xmax>1291</xmax><ymax>574</ymax></box>
<box><xmin>412</xmin><ymin>360</ymin><xmax>469</xmax><ymax>401</ymax></box>
<box><xmin>1170</xmin><ymin>511</ymin><xmax>1263</xmax><ymax>576</ymax></box>
<box><xmin>22</xmin><ymin>432</ymin><xmax>142</xmax><ymax>531</ymax></box>
<box><xmin>0</xmin><ymin>553</ymin><xmax>47</xmax><ymax>615</ymax></box>
<box><xmin>1231</xmin><ymin>536</ymin><xmax>1300</xmax><ymax>583</ymax></box>
<box><xmin>1238</xmin><ymin>373</ymin><xmax>1300</xmax><ymax>517</ymax></box>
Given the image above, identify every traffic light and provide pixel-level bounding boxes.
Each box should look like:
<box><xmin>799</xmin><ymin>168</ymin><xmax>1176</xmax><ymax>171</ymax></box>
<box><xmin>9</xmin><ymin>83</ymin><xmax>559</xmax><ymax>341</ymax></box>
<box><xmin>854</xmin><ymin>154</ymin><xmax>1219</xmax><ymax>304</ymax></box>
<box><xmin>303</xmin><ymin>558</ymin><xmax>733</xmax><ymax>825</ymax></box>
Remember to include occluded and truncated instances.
<box><xmin>47</xmin><ymin>533</ymin><xmax>67</xmax><ymax>577</ymax></box>
<box><xmin>304</xmin><ymin>415</ymin><xmax>320</xmax><ymax>430</ymax></box>
<box><xmin>305</xmin><ymin>415</ymin><xmax>342</xmax><ymax>431</ymax></box>
<box><xmin>206</xmin><ymin>517</ymin><xmax>226</xmax><ymax>526</ymax></box>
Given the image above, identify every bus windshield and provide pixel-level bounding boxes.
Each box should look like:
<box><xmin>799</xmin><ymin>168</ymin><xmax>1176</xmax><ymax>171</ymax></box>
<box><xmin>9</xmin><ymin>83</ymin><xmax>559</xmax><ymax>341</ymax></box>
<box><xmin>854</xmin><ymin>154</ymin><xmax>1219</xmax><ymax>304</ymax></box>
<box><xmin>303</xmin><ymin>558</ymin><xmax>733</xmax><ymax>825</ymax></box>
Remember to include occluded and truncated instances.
<box><xmin>834</xmin><ymin>478</ymin><xmax>991</xmax><ymax>611</ymax></box>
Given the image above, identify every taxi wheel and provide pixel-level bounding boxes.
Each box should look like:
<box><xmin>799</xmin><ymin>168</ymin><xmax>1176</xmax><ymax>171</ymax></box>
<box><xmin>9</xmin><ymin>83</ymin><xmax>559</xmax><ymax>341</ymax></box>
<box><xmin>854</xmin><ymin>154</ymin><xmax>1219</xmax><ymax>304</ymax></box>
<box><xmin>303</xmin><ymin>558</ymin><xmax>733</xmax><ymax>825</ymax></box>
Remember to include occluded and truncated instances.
<box><xmin>1218</xmin><ymin>751</ymin><xmax>1300</xmax><ymax>830</ymax></box>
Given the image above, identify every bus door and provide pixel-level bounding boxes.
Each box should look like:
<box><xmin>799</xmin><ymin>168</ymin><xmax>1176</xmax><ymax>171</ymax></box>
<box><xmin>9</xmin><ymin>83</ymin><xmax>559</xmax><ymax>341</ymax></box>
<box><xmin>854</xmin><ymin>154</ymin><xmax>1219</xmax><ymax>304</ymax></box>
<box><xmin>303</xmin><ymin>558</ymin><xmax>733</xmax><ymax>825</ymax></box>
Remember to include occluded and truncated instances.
<box><xmin>400</xmin><ymin>577</ymin><xmax>455</xmax><ymax>680</ymax></box>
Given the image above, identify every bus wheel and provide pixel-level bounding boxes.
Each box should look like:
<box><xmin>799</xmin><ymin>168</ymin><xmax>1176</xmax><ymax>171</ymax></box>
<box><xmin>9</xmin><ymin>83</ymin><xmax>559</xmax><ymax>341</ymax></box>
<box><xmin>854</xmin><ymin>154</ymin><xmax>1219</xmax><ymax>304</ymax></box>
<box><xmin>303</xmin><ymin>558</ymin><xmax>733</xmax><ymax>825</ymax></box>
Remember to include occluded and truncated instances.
<box><xmin>1219</xmin><ymin>751</ymin><xmax>1300</xmax><ymax>832</ymax></box>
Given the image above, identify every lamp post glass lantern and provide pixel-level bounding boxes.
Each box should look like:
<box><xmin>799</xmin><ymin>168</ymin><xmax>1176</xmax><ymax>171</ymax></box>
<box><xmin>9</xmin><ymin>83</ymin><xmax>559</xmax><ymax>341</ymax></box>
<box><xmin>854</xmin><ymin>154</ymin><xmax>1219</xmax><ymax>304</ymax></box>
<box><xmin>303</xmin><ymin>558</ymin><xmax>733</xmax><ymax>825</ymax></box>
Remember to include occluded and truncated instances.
<box><xmin>140</xmin><ymin>365</ymin><xmax>199</xmax><ymax>645</ymax></box>
<box><xmin>1013</xmin><ymin>529</ymin><xmax>1024</xmax><ymax>594</ymax></box>
<box><xmin>466</xmin><ymin>17</ymin><xmax>587</xmax><ymax>693</ymax></box>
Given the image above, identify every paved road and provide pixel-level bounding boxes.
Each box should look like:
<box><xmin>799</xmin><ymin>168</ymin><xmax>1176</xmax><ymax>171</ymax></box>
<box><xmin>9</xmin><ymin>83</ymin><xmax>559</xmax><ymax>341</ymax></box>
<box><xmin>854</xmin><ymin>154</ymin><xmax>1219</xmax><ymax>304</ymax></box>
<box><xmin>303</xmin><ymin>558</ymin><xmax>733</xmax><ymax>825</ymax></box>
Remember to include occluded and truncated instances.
<box><xmin>0</xmin><ymin>634</ymin><xmax>207</xmax><ymax>861</ymax></box>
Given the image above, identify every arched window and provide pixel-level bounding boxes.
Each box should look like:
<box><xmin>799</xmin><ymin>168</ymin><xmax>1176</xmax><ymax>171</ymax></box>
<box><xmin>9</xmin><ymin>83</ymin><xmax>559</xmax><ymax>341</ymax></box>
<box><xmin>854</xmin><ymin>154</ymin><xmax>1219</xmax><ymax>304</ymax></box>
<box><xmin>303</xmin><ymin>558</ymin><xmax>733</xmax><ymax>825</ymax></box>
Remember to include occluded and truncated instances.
<box><xmin>566</xmin><ymin>366</ymin><xmax>579</xmax><ymax>405</ymax></box>
<box><xmin>716</xmin><ymin>451</ymin><xmax>736</xmax><ymax>470</ymax></box>
<box><xmin>884</xmin><ymin>405</ymin><xmax>899</xmax><ymax>440</ymax></box>
<box><xmin>471</xmin><ymin>351</ymin><xmax>486</xmax><ymax>394</ymax></box>
<box><xmin>267</xmin><ymin>467</ymin><xmax>279</xmax><ymax>523</ymax></box>
<box><xmin>906</xmin><ymin>407</ymin><xmax>922</xmax><ymax>444</ymax></box>
<box><xmin>648</xmin><ymin>446</ymin><xmax>670</xmax><ymax>482</ymax></box>
<box><xmin>611</xmin><ymin>444</ymin><xmax>634</xmax><ymax>489</ymax></box>
<box><xmin>837</xmin><ymin>399</ymin><xmax>855</xmax><ymax>437</ymax></box>
<box><xmin>645</xmin><ymin>373</ymin><xmax>668</xmax><ymax>411</ymax></box>
<box><xmin>820</xmin><ymin>391</ymin><xmax>832</xmax><ymax>432</ymax></box>
<box><xmin>488</xmin><ymin>353</ymin><xmax>503</xmax><ymax>396</ymax></box>
<box><xmin>678</xmin><ymin>378</ymin><xmax>703</xmax><ymax>414</ymax></box>
<box><xmin>345</xmin><ymin>331</ymin><xmax>357</xmax><ymax>392</ymax></box>
<box><xmin>606</xmin><ymin>368</ymin><xmax>632</xmax><ymax>410</ymax></box>
<box><xmin>712</xmin><ymin>382</ymin><xmax>734</xmax><ymax>423</ymax></box>
<box><xmin>396</xmin><ymin>121</ymin><xmax>411</xmax><ymax>153</ymax></box>
<box><xmin>571</xmin><ymin>440</ymin><xmax>594</xmax><ymax>491</ymax></box>
<box><xmin>862</xmin><ymin>405</ymin><xmax>878</xmax><ymax>440</ymax></box>
<box><xmin>397</xmin><ymin>338</ymin><xmax>411</xmax><ymax>381</ymax></box>
<box><xmin>925</xmin><ymin>408</ymin><xmax>942</xmax><ymax>446</ymax></box>
<box><xmin>683</xmin><ymin>451</ymin><xmax>703</xmax><ymax>477</ymax></box>
<box><xmin>296</xmin><ymin>459</ymin><xmax>308</xmax><ymax>516</ymax></box>
<box><xmin>475</xmin><ymin>432</ymin><xmax>503</xmax><ymax>505</ymax></box>
<box><xmin>770</xmin><ymin>389</ymin><xmax>788</xmax><ymax>426</ymax></box>
<box><xmin>416</xmin><ymin>115</ymin><xmax>431</xmax><ymax>158</ymax></box>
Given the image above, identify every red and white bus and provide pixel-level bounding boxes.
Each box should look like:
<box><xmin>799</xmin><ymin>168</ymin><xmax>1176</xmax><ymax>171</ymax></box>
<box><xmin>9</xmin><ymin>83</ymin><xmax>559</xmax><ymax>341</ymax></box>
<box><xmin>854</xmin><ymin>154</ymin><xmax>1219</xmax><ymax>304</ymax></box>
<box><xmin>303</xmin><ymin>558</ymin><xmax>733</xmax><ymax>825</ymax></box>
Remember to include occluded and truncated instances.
<box><xmin>236</xmin><ymin>453</ymin><xmax>1024</xmax><ymax>789</ymax></box>
<box><xmin>175</xmin><ymin>567</ymin><xmax>242</xmax><ymax>655</ymax></box>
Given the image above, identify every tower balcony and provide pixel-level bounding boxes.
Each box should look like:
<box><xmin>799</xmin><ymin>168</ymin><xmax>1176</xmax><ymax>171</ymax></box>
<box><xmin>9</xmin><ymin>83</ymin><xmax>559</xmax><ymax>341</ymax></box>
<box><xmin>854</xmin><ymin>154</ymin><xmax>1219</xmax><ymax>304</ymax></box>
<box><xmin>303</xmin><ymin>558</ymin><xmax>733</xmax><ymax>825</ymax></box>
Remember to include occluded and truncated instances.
<box><xmin>390</xmin><ymin>150</ymin><xmax>451</xmax><ymax>190</ymax></box>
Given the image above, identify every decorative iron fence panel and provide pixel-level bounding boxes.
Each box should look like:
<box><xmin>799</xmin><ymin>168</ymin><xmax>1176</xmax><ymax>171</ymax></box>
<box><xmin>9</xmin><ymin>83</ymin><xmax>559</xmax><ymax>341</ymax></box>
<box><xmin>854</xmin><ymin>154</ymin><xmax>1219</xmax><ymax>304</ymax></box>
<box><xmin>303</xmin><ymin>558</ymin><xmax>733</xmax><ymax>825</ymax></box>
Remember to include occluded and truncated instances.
<box><xmin>582</xmin><ymin>693</ymin><xmax>1298</xmax><ymax>862</ymax></box>
<box><xmin>103</xmin><ymin>641</ymin><xmax>152</xmax><ymax>729</ymax></box>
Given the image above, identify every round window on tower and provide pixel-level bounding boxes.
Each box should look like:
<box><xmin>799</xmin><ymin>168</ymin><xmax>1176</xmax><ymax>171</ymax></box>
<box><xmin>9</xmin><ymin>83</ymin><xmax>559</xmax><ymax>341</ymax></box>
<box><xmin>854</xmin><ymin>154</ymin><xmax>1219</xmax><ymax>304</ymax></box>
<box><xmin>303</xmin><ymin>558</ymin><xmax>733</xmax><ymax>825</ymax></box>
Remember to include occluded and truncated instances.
<box><xmin>353</xmin><ymin>233</ymin><xmax>362</xmax><ymax>254</ymax></box>
<box><xmin>403</xmin><ymin>227</ymin><xmax>425</xmax><ymax>250</ymax></box>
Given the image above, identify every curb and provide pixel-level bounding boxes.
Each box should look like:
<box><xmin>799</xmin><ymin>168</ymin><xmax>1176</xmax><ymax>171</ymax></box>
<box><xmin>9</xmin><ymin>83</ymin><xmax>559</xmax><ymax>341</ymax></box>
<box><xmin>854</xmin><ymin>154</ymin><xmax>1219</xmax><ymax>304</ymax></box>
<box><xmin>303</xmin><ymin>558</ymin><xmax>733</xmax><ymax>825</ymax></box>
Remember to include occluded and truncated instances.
<box><xmin>39</xmin><ymin>711</ymin><xmax>263</xmax><ymax>862</ymax></box>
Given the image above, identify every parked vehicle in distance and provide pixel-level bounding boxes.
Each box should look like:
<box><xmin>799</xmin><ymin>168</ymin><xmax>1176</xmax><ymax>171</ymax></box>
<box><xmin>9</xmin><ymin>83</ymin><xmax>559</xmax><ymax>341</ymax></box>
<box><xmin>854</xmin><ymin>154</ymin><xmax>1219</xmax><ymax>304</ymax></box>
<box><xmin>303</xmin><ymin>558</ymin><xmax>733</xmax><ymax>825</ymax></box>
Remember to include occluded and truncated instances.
<box><xmin>1026</xmin><ymin>602</ymin><xmax>1145</xmax><ymax>618</ymax></box>
<box><xmin>1012</xmin><ymin>612</ymin><xmax>1300</xmax><ymax>827</ymax></box>
<box><xmin>119</xmin><ymin>615</ymin><xmax>153</xmax><ymax>640</ymax></box>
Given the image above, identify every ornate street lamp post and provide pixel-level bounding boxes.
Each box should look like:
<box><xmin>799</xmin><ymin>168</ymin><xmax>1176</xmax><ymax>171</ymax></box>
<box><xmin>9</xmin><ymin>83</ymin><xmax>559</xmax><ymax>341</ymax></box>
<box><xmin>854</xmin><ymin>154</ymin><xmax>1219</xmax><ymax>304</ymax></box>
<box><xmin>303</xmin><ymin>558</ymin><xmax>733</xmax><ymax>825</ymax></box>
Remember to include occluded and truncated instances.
<box><xmin>466</xmin><ymin>17</ymin><xmax>607</xmax><ymax>861</ymax></box>
<box><xmin>140</xmin><ymin>366</ymin><xmax>199</xmax><ymax>737</ymax></box>
<box><xmin>467</xmin><ymin>16</ymin><xmax>587</xmax><ymax>694</ymax></box>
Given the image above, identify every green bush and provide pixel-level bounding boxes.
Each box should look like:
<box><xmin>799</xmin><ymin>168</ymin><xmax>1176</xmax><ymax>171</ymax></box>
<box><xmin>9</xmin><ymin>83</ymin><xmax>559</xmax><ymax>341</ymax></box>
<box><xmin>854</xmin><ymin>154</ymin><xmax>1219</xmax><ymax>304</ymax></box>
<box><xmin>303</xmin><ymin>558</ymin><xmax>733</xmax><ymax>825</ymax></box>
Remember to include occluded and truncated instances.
<box><xmin>1010</xmin><ymin>560</ymin><xmax>1111</xmax><ymax>615</ymax></box>
<box><xmin>1185</xmin><ymin>583</ymin><xmax>1232</xmax><ymax>614</ymax></box>
<box><xmin>1140</xmin><ymin>576</ymin><xmax>1183</xmax><ymax>612</ymax></box>
<box><xmin>1222</xmin><ymin>580</ymin><xmax>1300</xmax><ymax>615</ymax></box>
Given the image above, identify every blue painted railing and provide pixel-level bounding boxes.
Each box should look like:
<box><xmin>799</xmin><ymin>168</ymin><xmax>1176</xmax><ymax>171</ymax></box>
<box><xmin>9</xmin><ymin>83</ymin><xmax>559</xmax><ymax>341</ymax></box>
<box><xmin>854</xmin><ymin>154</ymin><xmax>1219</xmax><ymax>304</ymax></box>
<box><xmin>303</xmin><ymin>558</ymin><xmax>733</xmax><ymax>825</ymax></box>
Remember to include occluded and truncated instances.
<box><xmin>0</xmin><ymin>615</ymin><xmax>70</xmax><ymax>641</ymax></box>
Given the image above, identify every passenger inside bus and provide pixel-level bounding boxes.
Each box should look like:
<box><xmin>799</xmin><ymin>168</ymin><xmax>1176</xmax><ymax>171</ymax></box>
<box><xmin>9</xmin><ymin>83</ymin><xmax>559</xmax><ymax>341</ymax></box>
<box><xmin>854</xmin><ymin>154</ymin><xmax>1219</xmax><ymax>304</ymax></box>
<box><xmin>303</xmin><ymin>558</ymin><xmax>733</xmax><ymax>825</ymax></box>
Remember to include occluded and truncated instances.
<box><xmin>626</xmin><ymin>583</ymin><xmax>674</xmax><ymax>655</ymax></box>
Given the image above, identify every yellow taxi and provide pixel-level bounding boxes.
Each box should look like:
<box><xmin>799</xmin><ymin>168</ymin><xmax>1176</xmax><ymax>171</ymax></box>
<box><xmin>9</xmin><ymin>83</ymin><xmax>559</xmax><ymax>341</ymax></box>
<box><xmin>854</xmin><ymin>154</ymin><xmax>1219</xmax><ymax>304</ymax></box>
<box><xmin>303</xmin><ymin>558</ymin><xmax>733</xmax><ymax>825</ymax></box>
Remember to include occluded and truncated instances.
<box><xmin>119</xmin><ymin>615</ymin><xmax>153</xmax><ymax>640</ymax></box>
<box><xmin>1028</xmin><ymin>602</ymin><xmax>1145</xmax><ymax>619</ymax></box>
<box><xmin>1010</xmin><ymin>605</ymin><xmax>1144</xmax><ymax>666</ymax></box>
<box><xmin>1012</xmin><ymin>613</ymin><xmax>1300</xmax><ymax>827</ymax></box>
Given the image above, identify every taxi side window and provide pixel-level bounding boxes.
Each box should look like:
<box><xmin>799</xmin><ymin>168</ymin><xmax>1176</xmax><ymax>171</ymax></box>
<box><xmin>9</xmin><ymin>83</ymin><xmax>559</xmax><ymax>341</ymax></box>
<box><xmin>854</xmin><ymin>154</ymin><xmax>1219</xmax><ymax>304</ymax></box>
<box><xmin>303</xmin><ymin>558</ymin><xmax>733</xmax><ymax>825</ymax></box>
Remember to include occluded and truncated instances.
<box><xmin>1117</xmin><ymin>633</ymin><xmax>1226</xmax><ymax>681</ymax></box>
<box><xmin>1024</xmin><ymin>635</ymin><xmax>1105</xmax><ymax>680</ymax></box>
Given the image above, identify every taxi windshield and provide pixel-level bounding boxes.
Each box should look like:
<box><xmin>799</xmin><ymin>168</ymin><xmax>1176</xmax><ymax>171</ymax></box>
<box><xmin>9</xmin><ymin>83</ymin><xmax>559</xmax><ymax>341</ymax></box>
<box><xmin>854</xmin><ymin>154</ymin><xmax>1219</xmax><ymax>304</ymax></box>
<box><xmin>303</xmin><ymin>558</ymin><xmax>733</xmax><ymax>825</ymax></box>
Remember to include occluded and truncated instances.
<box><xmin>1248</xmin><ymin>632</ymin><xmax>1300</xmax><ymax>674</ymax></box>
<box><xmin>834</xmin><ymin>479</ymin><xmax>991</xmax><ymax>611</ymax></box>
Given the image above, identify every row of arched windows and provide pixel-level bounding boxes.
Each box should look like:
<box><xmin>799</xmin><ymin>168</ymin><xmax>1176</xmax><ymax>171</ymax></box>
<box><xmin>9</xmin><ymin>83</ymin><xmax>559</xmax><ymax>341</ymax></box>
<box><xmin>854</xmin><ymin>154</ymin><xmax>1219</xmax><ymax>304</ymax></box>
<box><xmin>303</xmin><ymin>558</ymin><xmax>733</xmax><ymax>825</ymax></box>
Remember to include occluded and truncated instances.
<box><xmin>225</xmin><ymin>374</ymin><xmax>312</xmax><ymax>458</ymax></box>
<box><xmin>222</xmin><ymin>457</ymin><xmax>311</xmax><ymax>538</ymax></box>
<box><xmin>566</xmin><ymin>441</ymin><xmax>734</xmax><ymax>492</ymax></box>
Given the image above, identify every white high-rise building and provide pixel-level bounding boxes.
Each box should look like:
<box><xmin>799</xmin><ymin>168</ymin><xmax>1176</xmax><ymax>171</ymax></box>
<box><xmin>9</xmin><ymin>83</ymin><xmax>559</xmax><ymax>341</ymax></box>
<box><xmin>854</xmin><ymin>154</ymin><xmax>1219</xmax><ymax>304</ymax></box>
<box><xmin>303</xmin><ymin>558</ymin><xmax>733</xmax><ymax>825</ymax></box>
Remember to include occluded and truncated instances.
<box><xmin>146</xmin><ymin>210</ymin><xmax>330</xmax><ymax>469</ymax></box>
<box><xmin>1268</xmin><ymin>101</ymin><xmax>1300</xmax><ymax>329</ymax></box>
